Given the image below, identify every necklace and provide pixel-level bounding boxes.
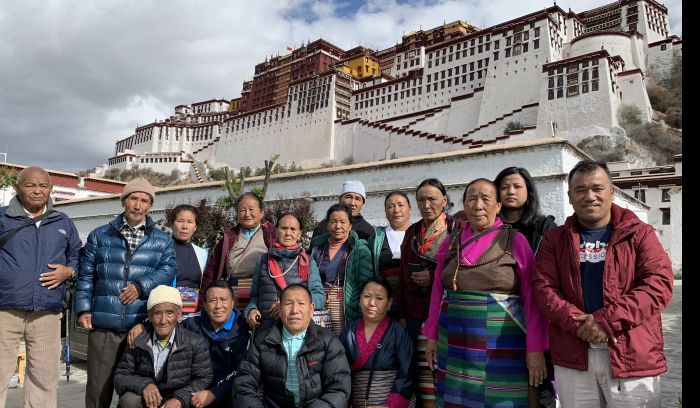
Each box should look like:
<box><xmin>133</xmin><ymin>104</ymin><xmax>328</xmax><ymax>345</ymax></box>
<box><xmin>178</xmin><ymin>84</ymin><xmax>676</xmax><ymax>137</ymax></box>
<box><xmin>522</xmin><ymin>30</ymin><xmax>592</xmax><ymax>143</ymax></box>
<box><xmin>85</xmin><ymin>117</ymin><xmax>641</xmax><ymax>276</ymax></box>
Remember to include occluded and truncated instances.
<box><xmin>268</xmin><ymin>255</ymin><xmax>299</xmax><ymax>278</ymax></box>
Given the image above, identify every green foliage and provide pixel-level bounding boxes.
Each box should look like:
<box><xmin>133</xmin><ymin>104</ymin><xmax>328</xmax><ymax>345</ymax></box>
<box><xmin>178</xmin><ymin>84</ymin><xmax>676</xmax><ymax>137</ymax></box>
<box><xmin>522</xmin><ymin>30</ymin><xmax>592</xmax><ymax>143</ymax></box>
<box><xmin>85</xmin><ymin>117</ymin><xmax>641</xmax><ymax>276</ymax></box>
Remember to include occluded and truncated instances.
<box><xmin>617</xmin><ymin>104</ymin><xmax>642</xmax><ymax>127</ymax></box>
<box><xmin>101</xmin><ymin>165</ymin><xmax>185</xmax><ymax>187</ymax></box>
<box><xmin>0</xmin><ymin>168</ymin><xmax>18</xmax><ymax>189</ymax></box>
<box><xmin>504</xmin><ymin>121</ymin><xmax>523</xmax><ymax>134</ymax></box>
<box><xmin>157</xmin><ymin>198</ymin><xmax>232</xmax><ymax>249</ymax></box>
<box><xmin>208</xmin><ymin>167</ymin><xmax>228</xmax><ymax>181</ymax></box>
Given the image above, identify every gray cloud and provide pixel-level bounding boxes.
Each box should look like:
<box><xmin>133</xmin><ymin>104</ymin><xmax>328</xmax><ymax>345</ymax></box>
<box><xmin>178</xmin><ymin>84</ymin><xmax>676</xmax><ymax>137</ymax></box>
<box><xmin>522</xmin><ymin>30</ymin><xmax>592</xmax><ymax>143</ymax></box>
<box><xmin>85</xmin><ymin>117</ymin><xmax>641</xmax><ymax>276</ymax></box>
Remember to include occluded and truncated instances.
<box><xmin>0</xmin><ymin>0</ymin><xmax>681</xmax><ymax>172</ymax></box>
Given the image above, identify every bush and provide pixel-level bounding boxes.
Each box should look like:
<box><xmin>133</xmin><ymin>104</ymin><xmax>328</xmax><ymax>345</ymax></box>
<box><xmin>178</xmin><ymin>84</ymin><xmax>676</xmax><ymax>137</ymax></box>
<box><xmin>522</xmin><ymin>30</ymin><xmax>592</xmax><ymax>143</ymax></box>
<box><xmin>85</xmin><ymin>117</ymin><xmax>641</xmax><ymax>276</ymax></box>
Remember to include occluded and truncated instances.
<box><xmin>158</xmin><ymin>198</ymin><xmax>232</xmax><ymax>249</ymax></box>
<box><xmin>665</xmin><ymin>107</ymin><xmax>682</xmax><ymax>129</ymax></box>
<box><xmin>263</xmin><ymin>193</ymin><xmax>317</xmax><ymax>249</ymax></box>
<box><xmin>618</xmin><ymin>104</ymin><xmax>642</xmax><ymax>126</ymax></box>
<box><xmin>504</xmin><ymin>121</ymin><xmax>523</xmax><ymax>134</ymax></box>
<box><xmin>647</xmin><ymin>85</ymin><xmax>676</xmax><ymax>113</ymax></box>
<box><xmin>626</xmin><ymin>123</ymin><xmax>682</xmax><ymax>164</ymax></box>
<box><xmin>208</xmin><ymin>167</ymin><xmax>228</xmax><ymax>181</ymax></box>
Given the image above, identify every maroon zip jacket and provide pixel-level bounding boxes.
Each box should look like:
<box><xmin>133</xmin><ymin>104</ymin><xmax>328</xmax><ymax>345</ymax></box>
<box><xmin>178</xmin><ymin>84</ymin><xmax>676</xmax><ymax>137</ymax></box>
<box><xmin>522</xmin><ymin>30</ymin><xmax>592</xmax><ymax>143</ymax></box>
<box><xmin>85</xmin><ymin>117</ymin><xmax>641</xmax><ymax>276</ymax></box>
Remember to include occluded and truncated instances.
<box><xmin>533</xmin><ymin>204</ymin><xmax>673</xmax><ymax>378</ymax></box>
<box><xmin>198</xmin><ymin>222</ymin><xmax>276</xmax><ymax>310</ymax></box>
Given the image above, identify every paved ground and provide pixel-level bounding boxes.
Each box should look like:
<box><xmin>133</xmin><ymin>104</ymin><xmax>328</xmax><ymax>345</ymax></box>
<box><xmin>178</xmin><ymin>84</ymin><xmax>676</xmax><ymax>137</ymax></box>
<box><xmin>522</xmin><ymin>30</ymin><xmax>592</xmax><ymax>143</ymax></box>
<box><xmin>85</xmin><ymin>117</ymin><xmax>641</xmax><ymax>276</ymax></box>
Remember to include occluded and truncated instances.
<box><xmin>6</xmin><ymin>280</ymin><xmax>682</xmax><ymax>407</ymax></box>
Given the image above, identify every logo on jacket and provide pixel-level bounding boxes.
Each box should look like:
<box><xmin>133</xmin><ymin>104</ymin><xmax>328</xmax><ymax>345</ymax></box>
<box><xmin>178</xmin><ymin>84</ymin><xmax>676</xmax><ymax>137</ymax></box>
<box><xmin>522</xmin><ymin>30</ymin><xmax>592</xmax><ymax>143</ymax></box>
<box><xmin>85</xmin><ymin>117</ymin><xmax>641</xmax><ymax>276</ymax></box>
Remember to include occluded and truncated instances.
<box><xmin>58</xmin><ymin>229</ymin><xmax>67</xmax><ymax>235</ymax></box>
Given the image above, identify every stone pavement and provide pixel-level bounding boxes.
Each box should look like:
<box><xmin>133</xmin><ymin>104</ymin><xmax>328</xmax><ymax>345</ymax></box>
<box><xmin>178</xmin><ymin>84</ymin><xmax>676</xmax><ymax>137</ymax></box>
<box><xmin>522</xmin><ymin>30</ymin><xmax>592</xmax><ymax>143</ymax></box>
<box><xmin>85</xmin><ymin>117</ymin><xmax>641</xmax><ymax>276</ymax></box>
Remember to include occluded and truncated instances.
<box><xmin>6</xmin><ymin>280</ymin><xmax>682</xmax><ymax>407</ymax></box>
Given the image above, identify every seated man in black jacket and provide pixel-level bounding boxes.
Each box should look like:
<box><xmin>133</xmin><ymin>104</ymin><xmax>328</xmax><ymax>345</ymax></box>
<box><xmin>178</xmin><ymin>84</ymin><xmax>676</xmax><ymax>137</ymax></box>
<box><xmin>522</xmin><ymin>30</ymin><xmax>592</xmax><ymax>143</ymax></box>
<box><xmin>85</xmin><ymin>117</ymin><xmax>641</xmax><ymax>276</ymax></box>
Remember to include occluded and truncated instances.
<box><xmin>114</xmin><ymin>285</ymin><xmax>213</xmax><ymax>408</ymax></box>
<box><xmin>235</xmin><ymin>284</ymin><xmax>351</xmax><ymax>407</ymax></box>
<box><xmin>128</xmin><ymin>280</ymin><xmax>251</xmax><ymax>407</ymax></box>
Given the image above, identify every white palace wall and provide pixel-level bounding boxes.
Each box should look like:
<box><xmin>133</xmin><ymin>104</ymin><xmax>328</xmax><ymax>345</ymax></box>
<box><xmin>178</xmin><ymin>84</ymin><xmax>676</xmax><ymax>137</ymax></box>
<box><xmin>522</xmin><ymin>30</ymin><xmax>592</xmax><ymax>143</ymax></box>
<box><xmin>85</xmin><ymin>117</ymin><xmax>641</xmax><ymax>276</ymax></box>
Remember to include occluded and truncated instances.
<box><xmin>58</xmin><ymin>138</ymin><xmax>648</xmax><ymax>242</ymax></box>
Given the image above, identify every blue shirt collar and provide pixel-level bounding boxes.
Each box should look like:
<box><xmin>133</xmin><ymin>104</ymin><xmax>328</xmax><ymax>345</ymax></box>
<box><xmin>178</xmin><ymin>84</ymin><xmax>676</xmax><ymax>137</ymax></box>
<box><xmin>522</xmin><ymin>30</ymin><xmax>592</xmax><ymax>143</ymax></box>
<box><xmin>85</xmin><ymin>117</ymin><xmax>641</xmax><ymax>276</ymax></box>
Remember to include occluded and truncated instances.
<box><xmin>240</xmin><ymin>224</ymin><xmax>261</xmax><ymax>240</ymax></box>
<box><xmin>282</xmin><ymin>326</ymin><xmax>307</xmax><ymax>340</ymax></box>
<box><xmin>205</xmin><ymin>309</ymin><xmax>237</xmax><ymax>335</ymax></box>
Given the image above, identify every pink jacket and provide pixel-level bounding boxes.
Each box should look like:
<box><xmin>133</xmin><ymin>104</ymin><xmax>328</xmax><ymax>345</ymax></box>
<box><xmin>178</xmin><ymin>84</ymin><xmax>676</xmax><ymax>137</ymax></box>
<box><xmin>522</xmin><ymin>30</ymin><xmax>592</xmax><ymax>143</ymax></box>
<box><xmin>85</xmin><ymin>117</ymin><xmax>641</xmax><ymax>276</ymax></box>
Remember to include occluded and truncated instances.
<box><xmin>532</xmin><ymin>204</ymin><xmax>673</xmax><ymax>378</ymax></box>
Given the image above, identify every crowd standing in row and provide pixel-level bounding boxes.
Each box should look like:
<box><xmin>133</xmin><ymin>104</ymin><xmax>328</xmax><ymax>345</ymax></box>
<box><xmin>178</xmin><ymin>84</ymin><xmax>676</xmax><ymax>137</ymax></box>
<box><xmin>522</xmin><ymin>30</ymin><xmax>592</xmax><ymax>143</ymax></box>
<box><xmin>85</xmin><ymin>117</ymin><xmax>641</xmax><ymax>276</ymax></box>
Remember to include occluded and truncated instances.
<box><xmin>0</xmin><ymin>160</ymin><xmax>673</xmax><ymax>408</ymax></box>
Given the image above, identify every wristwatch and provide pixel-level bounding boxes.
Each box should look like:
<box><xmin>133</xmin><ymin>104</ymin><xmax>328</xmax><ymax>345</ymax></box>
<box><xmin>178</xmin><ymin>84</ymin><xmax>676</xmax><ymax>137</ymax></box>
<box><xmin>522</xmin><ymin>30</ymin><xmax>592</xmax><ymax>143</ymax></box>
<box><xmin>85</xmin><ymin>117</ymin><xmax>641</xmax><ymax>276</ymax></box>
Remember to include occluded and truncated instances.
<box><xmin>69</xmin><ymin>267</ymin><xmax>76</xmax><ymax>279</ymax></box>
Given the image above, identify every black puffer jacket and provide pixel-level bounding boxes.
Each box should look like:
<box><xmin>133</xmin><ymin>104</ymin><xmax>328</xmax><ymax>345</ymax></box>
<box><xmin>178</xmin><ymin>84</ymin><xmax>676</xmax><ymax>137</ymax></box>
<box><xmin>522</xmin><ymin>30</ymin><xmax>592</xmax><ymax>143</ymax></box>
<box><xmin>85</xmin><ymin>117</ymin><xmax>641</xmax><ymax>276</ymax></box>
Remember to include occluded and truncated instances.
<box><xmin>235</xmin><ymin>321</ymin><xmax>351</xmax><ymax>408</ymax></box>
<box><xmin>113</xmin><ymin>324</ymin><xmax>213</xmax><ymax>408</ymax></box>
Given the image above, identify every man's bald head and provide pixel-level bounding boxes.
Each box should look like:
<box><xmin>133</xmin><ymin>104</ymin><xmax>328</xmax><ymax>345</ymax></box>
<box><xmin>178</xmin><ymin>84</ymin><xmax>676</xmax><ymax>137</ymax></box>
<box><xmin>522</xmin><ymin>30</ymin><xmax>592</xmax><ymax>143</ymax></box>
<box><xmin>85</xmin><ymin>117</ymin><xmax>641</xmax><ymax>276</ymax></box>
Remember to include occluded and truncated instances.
<box><xmin>17</xmin><ymin>167</ymin><xmax>52</xmax><ymax>187</ymax></box>
<box><xmin>14</xmin><ymin>166</ymin><xmax>53</xmax><ymax>215</ymax></box>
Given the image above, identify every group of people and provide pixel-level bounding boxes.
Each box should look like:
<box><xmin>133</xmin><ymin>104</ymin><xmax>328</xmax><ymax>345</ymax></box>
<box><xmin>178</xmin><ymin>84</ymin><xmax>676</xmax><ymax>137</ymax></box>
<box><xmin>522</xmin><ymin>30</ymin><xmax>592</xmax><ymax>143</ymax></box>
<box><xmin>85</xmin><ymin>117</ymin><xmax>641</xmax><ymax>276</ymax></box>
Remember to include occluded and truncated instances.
<box><xmin>0</xmin><ymin>159</ymin><xmax>673</xmax><ymax>408</ymax></box>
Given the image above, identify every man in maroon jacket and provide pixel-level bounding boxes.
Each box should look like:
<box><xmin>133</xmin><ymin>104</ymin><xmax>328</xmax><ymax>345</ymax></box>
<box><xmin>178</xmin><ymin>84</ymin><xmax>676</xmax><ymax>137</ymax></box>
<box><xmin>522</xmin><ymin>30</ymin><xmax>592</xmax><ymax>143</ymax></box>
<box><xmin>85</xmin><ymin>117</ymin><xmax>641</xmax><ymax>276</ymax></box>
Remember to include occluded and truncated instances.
<box><xmin>533</xmin><ymin>160</ymin><xmax>673</xmax><ymax>408</ymax></box>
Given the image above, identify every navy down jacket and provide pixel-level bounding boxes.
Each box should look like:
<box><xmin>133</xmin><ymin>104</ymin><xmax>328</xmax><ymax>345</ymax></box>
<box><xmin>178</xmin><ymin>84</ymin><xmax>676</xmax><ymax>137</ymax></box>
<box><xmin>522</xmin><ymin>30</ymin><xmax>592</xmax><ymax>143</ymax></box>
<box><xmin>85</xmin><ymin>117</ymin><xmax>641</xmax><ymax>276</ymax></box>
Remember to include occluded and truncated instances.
<box><xmin>74</xmin><ymin>214</ymin><xmax>177</xmax><ymax>331</ymax></box>
<box><xmin>0</xmin><ymin>197</ymin><xmax>81</xmax><ymax>311</ymax></box>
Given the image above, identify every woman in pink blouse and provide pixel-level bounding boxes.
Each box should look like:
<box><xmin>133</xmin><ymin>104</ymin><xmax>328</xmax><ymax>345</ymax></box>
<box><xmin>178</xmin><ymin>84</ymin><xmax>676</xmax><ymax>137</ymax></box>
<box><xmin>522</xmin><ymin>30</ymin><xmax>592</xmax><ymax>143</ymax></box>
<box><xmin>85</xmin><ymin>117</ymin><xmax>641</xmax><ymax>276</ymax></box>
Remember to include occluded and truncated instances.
<box><xmin>424</xmin><ymin>178</ymin><xmax>548</xmax><ymax>408</ymax></box>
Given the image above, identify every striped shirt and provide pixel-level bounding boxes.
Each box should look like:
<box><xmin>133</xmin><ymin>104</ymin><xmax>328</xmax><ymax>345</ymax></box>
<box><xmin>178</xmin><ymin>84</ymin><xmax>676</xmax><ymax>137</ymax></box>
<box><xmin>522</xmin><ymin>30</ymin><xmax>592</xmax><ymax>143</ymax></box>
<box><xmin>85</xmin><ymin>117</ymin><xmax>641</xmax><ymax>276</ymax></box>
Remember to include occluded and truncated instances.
<box><xmin>282</xmin><ymin>326</ymin><xmax>307</xmax><ymax>407</ymax></box>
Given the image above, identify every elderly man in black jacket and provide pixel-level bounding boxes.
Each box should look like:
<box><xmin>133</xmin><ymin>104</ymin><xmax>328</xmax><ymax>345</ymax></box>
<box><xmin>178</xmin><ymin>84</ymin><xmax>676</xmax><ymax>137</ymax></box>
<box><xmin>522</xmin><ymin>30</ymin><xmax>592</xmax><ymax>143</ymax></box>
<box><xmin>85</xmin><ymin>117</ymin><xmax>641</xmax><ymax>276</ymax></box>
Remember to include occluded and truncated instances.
<box><xmin>235</xmin><ymin>284</ymin><xmax>351</xmax><ymax>408</ymax></box>
<box><xmin>114</xmin><ymin>286</ymin><xmax>213</xmax><ymax>408</ymax></box>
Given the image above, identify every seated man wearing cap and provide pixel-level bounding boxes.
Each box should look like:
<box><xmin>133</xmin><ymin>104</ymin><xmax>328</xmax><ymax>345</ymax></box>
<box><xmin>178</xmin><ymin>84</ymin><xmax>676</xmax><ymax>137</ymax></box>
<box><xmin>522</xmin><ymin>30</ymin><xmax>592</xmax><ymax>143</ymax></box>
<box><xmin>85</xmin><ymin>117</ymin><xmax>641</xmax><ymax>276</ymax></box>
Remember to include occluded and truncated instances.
<box><xmin>312</xmin><ymin>179</ymin><xmax>375</xmax><ymax>241</ymax></box>
<box><xmin>127</xmin><ymin>280</ymin><xmax>251</xmax><ymax>407</ymax></box>
<box><xmin>114</xmin><ymin>285</ymin><xmax>213</xmax><ymax>408</ymax></box>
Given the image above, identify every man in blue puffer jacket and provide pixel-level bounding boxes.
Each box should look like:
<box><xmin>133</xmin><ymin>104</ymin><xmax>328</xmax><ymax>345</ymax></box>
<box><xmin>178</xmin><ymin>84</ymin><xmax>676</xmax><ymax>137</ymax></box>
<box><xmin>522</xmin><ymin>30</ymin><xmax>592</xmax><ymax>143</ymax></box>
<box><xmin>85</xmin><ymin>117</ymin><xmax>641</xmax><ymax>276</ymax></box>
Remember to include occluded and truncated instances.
<box><xmin>74</xmin><ymin>177</ymin><xmax>177</xmax><ymax>408</ymax></box>
<box><xmin>0</xmin><ymin>166</ymin><xmax>81</xmax><ymax>408</ymax></box>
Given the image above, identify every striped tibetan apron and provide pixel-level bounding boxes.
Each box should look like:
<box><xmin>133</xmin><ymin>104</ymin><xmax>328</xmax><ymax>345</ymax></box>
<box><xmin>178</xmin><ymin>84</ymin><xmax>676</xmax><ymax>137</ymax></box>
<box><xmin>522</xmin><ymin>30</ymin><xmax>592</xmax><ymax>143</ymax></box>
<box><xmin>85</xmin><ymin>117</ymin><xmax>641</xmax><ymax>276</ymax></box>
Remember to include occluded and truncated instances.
<box><xmin>436</xmin><ymin>291</ymin><xmax>527</xmax><ymax>408</ymax></box>
<box><xmin>323</xmin><ymin>283</ymin><xmax>345</xmax><ymax>336</ymax></box>
<box><xmin>412</xmin><ymin>321</ymin><xmax>437</xmax><ymax>408</ymax></box>
<box><xmin>351</xmin><ymin>369</ymin><xmax>398</xmax><ymax>407</ymax></box>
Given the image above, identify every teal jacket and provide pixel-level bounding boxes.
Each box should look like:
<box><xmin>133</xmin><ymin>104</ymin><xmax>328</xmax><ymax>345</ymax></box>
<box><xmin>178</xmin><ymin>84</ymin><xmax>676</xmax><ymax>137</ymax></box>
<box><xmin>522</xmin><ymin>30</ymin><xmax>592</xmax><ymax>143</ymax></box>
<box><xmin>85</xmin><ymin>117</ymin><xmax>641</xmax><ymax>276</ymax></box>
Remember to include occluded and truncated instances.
<box><xmin>367</xmin><ymin>226</ymin><xmax>387</xmax><ymax>277</ymax></box>
<box><xmin>310</xmin><ymin>230</ymin><xmax>373</xmax><ymax>323</ymax></box>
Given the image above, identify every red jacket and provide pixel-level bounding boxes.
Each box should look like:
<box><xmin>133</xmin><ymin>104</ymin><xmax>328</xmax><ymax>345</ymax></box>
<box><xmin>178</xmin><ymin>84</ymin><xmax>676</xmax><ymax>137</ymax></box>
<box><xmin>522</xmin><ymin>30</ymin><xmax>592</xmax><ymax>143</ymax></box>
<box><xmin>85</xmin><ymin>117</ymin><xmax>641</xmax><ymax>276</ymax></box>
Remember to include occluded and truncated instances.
<box><xmin>533</xmin><ymin>204</ymin><xmax>673</xmax><ymax>378</ymax></box>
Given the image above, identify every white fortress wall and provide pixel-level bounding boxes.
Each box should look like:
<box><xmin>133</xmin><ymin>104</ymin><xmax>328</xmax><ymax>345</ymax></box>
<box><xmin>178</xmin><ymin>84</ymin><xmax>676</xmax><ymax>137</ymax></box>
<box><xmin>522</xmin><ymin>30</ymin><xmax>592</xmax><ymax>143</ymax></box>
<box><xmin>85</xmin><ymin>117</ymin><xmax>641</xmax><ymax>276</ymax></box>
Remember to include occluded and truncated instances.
<box><xmin>617</xmin><ymin>71</ymin><xmax>652</xmax><ymax>122</ymax></box>
<box><xmin>215</xmin><ymin>105</ymin><xmax>334</xmax><ymax>171</ymax></box>
<box><xmin>570</xmin><ymin>33</ymin><xmax>640</xmax><ymax>71</ymax></box>
<box><xmin>476</xmin><ymin>19</ymin><xmax>550</xmax><ymax>128</ymax></box>
<box><xmin>536</xmin><ymin>57</ymin><xmax>617</xmax><ymax>136</ymax></box>
<box><xmin>58</xmin><ymin>138</ymin><xmax>648</xmax><ymax>242</ymax></box>
<box><xmin>332</xmin><ymin>120</ymin><xmax>454</xmax><ymax>163</ymax></box>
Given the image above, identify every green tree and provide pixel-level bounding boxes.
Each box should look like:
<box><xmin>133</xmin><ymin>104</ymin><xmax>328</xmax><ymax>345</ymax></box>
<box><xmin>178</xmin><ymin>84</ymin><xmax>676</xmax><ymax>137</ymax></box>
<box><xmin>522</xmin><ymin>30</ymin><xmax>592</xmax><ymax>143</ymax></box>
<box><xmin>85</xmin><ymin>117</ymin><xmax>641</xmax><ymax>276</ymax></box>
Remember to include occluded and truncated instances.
<box><xmin>0</xmin><ymin>168</ymin><xmax>18</xmax><ymax>189</ymax></box>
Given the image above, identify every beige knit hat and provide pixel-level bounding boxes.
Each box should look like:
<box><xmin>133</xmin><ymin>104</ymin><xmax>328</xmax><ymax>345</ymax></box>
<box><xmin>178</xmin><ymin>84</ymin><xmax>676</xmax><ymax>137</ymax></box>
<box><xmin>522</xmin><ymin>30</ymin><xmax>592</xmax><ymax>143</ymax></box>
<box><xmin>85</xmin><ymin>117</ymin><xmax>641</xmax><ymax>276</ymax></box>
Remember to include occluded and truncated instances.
<box><xmin>147</xmin><ymin>285</ymin><xmax>182</xmax><ymax>311</ymax></box>
<box><xmin>120</xmin><ymin>177</ymin><xmax>156</xmax><ymax>203</ymax></box>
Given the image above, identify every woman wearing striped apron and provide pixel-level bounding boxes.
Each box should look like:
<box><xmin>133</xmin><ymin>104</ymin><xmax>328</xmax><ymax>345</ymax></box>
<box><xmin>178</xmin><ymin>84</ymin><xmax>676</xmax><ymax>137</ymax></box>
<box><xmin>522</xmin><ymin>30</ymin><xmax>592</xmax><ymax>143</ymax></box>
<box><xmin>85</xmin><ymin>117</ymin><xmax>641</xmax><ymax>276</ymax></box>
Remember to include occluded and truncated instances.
<box><xmin>424</xmin><ymin>178</ymin><xmax>549</xmax><ymax>408</ymax></box>
<box><xmin>245</xmin><ymin>213</ymin><xmax>326</xmax><ymax>333</ymax></box>
<box><xmin>310</xmin><ymin>203</ymin><xmax>373</xmax><ymax>336</ymax></box>
<box><xmin>368</xmin><ymin>191</ymin><xmax>412</xmax><ymax>319</ymax></box>
<box><xmin>342</xmin><ymin>277</ymin><xmax>415</xmax><ymax>408</ymax></box>
<box><xmin>199</xmin><ymin>192</ymin><xmax>276</xmax><ymax>312</ymax></box>
<box><xmin>397</xmin><ymin>179</ymin><xmax>456</xmax><ymax>408</ymax></box>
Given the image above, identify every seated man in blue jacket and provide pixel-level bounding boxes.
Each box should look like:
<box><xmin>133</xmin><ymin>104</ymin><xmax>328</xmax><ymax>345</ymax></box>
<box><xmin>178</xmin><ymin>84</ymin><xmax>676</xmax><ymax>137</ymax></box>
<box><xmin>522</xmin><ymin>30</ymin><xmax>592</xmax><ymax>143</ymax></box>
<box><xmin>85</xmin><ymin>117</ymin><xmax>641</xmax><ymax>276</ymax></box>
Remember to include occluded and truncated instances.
<box><xmin>114</xmin><ymin>285</ymin><xmax>213</xmax><ymax>408</ymax></box>
<box><xmin>128</xmin><ymin>280</ymin><xmax>251</xmax><ymax>407</ymax></box>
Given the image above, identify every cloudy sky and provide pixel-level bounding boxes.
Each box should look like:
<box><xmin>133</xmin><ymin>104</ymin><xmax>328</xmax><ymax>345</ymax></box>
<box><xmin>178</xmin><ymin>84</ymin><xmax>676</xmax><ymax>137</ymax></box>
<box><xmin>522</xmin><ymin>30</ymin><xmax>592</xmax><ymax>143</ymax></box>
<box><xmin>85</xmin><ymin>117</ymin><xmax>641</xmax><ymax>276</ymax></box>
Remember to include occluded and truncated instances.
<box><xmin>0</xmin><ymin>0</ymin><xmax>682</xmax><ymax>172</ymax></box>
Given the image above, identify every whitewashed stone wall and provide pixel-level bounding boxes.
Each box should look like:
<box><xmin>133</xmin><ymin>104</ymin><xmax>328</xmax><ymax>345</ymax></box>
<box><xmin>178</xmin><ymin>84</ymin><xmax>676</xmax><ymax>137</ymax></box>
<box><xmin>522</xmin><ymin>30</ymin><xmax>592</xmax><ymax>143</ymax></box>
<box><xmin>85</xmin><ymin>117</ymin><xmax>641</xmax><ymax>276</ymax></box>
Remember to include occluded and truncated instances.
<box><xmin>617</xmin><ymin>71</ymin><xmax>653</xmax><ymax>122</ymax></box>
<box><xmin>58</xmin><ymin>138</ymin><xmax>648</xmax><ymax>243</ymax></box>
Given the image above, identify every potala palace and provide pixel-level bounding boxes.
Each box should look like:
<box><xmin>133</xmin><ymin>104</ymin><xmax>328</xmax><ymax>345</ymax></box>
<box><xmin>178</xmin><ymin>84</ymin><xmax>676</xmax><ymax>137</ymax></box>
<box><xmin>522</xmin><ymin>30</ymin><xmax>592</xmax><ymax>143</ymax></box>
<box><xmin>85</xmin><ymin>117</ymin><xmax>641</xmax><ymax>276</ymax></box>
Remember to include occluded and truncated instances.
<box><xmin>100</xmin><ymin>0</ymin><xmax>681</xmax><ymax>178</ymax></box>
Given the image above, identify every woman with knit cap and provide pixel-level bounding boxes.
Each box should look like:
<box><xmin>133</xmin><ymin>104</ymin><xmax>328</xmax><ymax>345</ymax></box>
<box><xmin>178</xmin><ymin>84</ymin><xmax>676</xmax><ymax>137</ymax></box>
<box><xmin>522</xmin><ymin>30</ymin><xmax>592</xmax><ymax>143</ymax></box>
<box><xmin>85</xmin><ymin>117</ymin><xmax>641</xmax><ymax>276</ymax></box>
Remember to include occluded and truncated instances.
<box><xmin>245</xmin><ymin>213</ymin><xmax>325</xmax><ymax>332</ymax></box>
<box><xmin>199</xmin><ymin>192</ymin><xmax>275</xmax><ymax>311</ymax></box>
<box><xmin>309</xmin><ymin>203</ymin><xmax>373</xmax><ymax>335</ymax></box>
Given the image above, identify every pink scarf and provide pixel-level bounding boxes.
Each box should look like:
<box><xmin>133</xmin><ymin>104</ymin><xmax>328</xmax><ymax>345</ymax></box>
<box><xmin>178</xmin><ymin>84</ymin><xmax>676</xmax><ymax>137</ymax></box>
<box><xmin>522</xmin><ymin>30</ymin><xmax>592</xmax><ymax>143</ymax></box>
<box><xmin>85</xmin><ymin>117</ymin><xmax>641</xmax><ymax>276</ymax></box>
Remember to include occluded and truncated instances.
<box><xmin>351</xmin><ymin>316</ymin><xmax>391</xmax><ymax>371</ymax></box>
